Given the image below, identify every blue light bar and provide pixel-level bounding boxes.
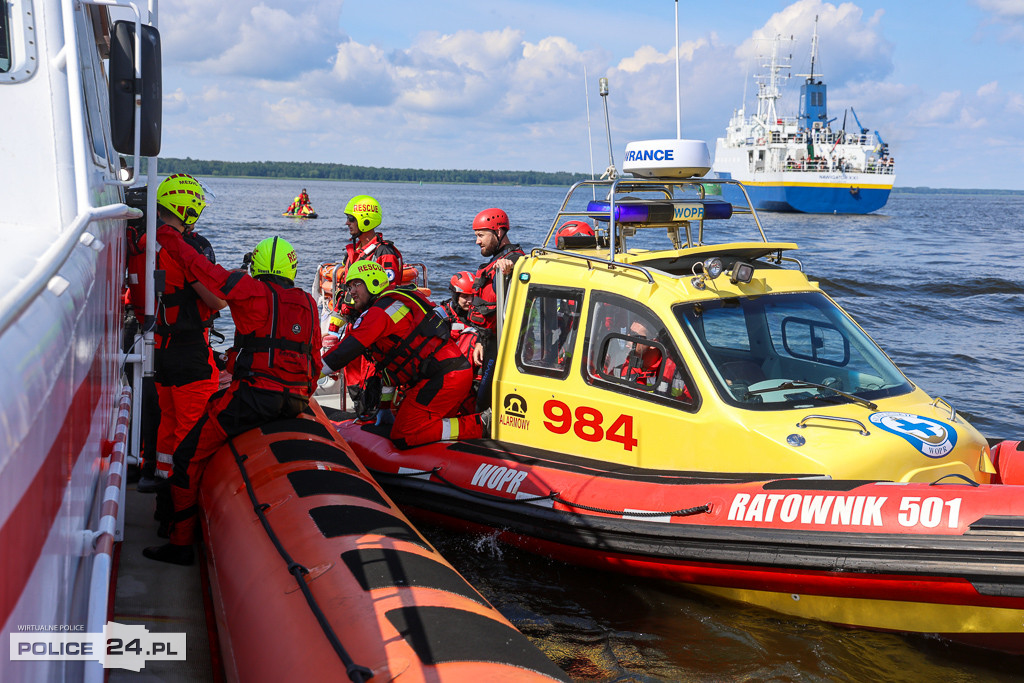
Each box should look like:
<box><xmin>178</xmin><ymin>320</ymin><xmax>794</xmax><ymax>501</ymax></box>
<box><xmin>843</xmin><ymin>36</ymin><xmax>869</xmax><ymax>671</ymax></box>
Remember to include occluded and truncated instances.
<box><xmin>587</xmin><ymin>200</ymin><xmax>733</xmax><ymax>222</ymax></box>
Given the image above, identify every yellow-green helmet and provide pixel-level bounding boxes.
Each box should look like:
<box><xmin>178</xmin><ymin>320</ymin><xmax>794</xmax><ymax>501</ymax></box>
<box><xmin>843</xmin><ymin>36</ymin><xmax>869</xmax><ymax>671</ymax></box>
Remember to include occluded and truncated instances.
<box><xmin>250</xmin><ymin>236</ymin><xmax>298</xmax><ymax>281</ymax></box>
<box><xmin>157</xmin><ymin>174</ymin><xmax>207</xmax><ymax>226</ymax></box>
<box><xmin>345</xmin><ymin>195</ymin><xmax>381</xmax><ymax>232</ymax></box>
<box><xmin>346</xmin><ymin>260</ymin><xmax>389</xmax><ymax>296</ymax></box>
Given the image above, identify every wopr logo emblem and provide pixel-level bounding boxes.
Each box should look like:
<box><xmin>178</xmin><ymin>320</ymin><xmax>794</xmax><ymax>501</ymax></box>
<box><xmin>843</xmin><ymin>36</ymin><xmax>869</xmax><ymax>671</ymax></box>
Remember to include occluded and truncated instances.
<box><xmin>868</xmin><ymin>412</ymin><xmax>957</xmax><ymax>458</ymax></box>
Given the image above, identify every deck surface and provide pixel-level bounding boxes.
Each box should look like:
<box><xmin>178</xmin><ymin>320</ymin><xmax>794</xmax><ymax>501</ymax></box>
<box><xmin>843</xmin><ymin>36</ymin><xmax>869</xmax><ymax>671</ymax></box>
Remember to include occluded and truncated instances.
<box><xmin>110</xmin><ymin>484</ymin><xmax>216</xmax><ymax>682</ymax></box>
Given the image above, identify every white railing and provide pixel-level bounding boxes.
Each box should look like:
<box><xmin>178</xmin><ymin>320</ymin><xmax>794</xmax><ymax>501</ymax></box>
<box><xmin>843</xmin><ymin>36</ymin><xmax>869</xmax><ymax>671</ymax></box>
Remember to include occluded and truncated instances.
<box><xmin>83</xmin><ymin>386</ymin><xmax>133</xmax><ymax>683</ymax></box>
<box><xmin>779</xmin><ymin>158</ymin><xmax>896</xmax><ymax>175</ymax></box>
<box><xmin>0</xmin><ymin>203</ymin><xmax>139</xmax><ymax>336</ymax></box>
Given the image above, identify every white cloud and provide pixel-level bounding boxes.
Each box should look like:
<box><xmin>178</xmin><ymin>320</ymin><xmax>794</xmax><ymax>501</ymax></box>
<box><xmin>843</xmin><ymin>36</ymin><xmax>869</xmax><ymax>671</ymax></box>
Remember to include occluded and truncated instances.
<box><xmin>910</xmin><ymin>91</ymin><xmax>962</xmax><ymax>126</ymax></box>
<box><xmin>149</xmin><ymin>1</ymin><xmax>1024</xmax><ymax>187</ymax></box>
<box><xmin>977</xmin><ymin>81</ymin><xmax>999</xmax><ymax>97</ymax></box>
<box><xmin>321</xmin><ymin>41</ymin><xmax>399</xmax><ymax>105</ymax></box>
<box><xmin>975</xmin><ymin>0</ymin><xmax>1024</xmax><ymax>19</ymax></box>
<box><xmin>738</xmin><ymin>0</ymin><xmax>893</xmax><ymax>85</ymax></box>
<box><xmin>975</xmin><ymin>0</ymin><xmax>1024</xmax><ymax>41</ymax></box>
<box><xmin>160</xmin><ymin>0</ymin><xmax>345</xmax><ymax>79</ymax></box>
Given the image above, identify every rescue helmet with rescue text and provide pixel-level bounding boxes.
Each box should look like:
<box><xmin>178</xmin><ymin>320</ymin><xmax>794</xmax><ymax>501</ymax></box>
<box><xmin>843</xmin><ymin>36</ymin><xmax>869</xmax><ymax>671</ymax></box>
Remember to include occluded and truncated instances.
<box><xmin>156</xmin><ymin>173</ymin><xmax>207</xmax><ymax>226</ymax></box>
<box><xmin>346</xmin><ymin>260</ymin><xmax>390</xmax><ymax>296</ymax></box>
<box><xmin>472</xmin><ymin>208</ymin><xmax>509</xmax><ymax>234</ymax></box>
<box><xmin>250</xmin><ymin>236</ymin><xmax>298</xmax><ymax>281</ymax></box>
<box><xmin>449</xmin><ymin>271</ymin><xmax>475</xmax><ymax>296</ymax></box>
<box><xmin>345</xmin><ymin>195</ymin><xmax>382</xmax><ymax>232</ymax></box>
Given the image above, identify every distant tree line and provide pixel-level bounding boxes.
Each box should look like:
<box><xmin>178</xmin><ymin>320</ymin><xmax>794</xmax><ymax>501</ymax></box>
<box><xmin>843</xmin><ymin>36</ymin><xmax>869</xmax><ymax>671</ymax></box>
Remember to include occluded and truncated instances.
<box><xmin>137</xmin><ymin>158</ymin><xmax>1024</xmax><ymax>194</ymax></box>
<box><xmin>143</xmin><ymin>157</ymin><xmax>591</xmax><ymax>187</ymax></box>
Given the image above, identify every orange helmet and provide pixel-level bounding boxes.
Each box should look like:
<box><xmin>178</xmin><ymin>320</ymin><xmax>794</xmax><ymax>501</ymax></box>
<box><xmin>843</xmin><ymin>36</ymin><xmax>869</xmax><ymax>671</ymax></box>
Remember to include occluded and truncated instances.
<box><xmin>449</xmin><ymin>271</ymin><xmax>475</xmax><ymax>296</ymax></box>
<box><xmin>472</xmin><ymin>208</ymin><xmax>509</xmax><ymax>233</ymax></box>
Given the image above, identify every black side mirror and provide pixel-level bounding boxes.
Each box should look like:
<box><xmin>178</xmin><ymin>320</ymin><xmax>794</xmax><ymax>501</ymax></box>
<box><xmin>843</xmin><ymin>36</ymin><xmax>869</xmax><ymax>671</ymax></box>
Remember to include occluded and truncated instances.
<box><xmin>109</xmin><ymin>20</ymin><xmax>161</xmax><ymax>156</ymax></box>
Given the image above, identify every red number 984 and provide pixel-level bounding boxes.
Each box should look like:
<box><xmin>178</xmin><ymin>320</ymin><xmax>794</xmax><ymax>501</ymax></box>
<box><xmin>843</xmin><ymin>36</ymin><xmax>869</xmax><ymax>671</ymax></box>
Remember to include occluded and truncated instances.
<box><xmin>542</xmin><ymin>400</ymin><xmax>637</xmax><ymax>451</ymax></box>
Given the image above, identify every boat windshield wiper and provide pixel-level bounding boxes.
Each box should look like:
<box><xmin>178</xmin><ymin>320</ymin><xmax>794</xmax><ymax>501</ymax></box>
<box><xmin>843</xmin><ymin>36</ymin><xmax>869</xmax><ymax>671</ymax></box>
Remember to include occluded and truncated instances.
<box><xmin>744</xmin><ymin>381</ymin><xmax>877</xmax><ymax>411</ymax></box>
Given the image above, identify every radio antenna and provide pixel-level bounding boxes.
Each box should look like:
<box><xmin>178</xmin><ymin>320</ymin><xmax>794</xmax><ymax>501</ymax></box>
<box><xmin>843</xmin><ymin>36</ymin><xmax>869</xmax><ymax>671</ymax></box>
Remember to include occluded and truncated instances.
<box><xmin>675</xmin><ymin>0</ymin><xmax>681</xmax><ymax>138</ymax></box>
<box><xmin>584</xmin><ymin>64</ymin><xmax>597</xmax><ymax>200</ymax></box>
<box><xmin>599</xmin><ymin>77</ymin><xmax>617</xmax><ymax>179</ymax></box>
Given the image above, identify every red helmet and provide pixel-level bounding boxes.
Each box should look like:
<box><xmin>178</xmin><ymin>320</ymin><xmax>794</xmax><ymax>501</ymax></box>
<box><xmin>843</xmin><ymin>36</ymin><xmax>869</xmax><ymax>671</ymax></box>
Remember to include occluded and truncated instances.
<box><xmin>555</xmin><ymin>220</ymin><xmax>595</xmax><ymax>241</ymax></box>
<box><xmin>472</xmin><ymin>208</ymin><xmax>509</xmax><ymax>233</ymax></box>
<box><xmin>449</xmin><ymin>271</ymin><xmax>475</xmax><ymax>295</ymax></box>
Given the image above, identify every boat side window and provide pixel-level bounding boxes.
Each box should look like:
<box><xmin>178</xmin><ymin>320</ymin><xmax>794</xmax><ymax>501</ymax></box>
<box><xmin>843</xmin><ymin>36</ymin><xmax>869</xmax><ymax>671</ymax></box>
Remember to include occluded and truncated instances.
<box><xmin>1</xmin><ymin>1</ymin><xmax>11</xmax><ymax>72</ymax></box>
<box><xmin>514</xmin><ymin>285</ymin><xmax>584</xmax><ymax>379</ymax></box>
<box><xmin>583</xmin><ymin>293</ymin><xmax>696</xmax><ymax>409</ymax></box>
<box><xmin>74</xmin><ymin>9</ymin><xmax>109</xmax><ymax>164</ymax></box>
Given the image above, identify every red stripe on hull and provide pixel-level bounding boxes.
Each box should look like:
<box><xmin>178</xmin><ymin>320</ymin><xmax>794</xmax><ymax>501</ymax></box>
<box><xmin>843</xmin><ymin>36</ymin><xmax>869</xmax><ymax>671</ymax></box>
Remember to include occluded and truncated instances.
<box><xmin>0</xmin><ymin>351</ymin><xmax>104</xmax><ymax>627</ymax></box>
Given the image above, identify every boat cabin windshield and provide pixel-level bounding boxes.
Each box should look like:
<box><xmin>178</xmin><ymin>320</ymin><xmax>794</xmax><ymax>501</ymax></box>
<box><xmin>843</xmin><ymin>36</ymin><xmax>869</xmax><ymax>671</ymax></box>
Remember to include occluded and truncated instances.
<box><xmin>675</xmin><ymin>291</ymin><xmax>913</xmax><ymax>410</ymax></box>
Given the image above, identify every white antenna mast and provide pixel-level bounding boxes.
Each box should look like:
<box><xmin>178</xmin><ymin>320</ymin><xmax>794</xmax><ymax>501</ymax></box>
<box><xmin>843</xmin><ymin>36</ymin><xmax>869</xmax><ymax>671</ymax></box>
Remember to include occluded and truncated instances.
<box><xmin>584</xmin><ymin>64</ymin><xmax>597</xmax><ymax>200</ymax></box>
<box><xmin>599</xmin><ymin>77</ymin><xmax>617</xmax><ymax>179</ymax></box>
<box><xmin>621</xmin><ymin>2</ymin><xmax>712</xmax><ymax>181</ymax></box>
<box><xmin>675</xmin><ymin>0</ymin><xmax>681</xmax><ymax>139</ymax></box>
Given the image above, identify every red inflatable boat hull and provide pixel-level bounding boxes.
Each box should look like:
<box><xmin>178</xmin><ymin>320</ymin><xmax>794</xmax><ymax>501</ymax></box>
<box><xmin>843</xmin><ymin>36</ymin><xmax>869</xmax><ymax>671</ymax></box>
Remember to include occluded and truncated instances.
<box><xmin>333</xmin><ymin>421</ymin><xmax>1024</xmax><ymax>654</ymax></box>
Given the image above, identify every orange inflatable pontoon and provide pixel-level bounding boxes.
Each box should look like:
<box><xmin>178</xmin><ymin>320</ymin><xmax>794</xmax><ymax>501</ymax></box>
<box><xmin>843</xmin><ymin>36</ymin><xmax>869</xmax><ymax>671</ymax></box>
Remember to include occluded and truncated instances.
<box><xmin>199</xmin><ymin>401</ymin><xmax>566</xmax><ymax>682</ymax></box>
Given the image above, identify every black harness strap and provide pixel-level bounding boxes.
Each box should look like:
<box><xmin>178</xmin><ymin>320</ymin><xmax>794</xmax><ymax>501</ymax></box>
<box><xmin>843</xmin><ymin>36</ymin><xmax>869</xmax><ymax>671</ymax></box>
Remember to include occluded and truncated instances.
<box><xmin>370</xmin><ymin>290</ymin><xmax>449</xmax><ymax>383</ymax></box>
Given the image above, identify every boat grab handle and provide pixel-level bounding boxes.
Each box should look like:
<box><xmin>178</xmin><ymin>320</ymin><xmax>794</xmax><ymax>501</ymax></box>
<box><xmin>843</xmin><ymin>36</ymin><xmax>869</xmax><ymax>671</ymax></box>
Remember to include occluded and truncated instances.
<box><xmin>931</xmin><ymin>396</ymin><xmax>956</xmax><ymax>422</ymax></box>
<box><xmin>929</xmin><ymin>473</ymin><xmax>979</xmax><ymax>487</ymax></box>
<box><xmin>796</xmin><ymin>414</ymin><xmax>870</xmax><ymax>435</ymax></box>
<box><xmin>530</xmin><ymin>247</ymin><xmax>656</xmax><ymax>283</ymax></box>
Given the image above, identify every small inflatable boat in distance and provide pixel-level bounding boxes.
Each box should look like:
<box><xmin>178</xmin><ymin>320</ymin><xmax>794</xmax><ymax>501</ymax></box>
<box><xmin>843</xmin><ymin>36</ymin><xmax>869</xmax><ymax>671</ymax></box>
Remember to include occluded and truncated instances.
<box><xmin>283</xmin><ymin>206</ymin><xmax>318</xmax><ymax>219</ymax></box>
<box><xmin>199</xmin><ymin>399</ymin><xmax>568</xmax><ymax>682</ymax></box>
<box><xmin>332</xmin><ymin>138</ymin><xmax>1024</xmax><ymax>655</ymax></box>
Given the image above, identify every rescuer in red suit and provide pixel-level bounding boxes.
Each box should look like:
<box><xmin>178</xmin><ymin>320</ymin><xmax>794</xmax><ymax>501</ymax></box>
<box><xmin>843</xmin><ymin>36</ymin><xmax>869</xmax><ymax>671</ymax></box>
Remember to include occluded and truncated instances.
<box><xmin>321</xmin><ymin>261</ymin><xmax>485</xmax><ymax>449</ymax></box>
<box><xmin>620</xmin><ymin>319</ymin><xmax>691</xmax><ymax>401</ymax></box>
<box><xmin>467</xmin><ymin>208</ymin><xmax>524</xmax><ymax>411</ymax></box>
<box><xmin>439</xmin><ymin>271</ymin><xmax>482</xmax><ymax>414</ymax></box>
<box><xmin>440</xmin><ymin>271</ymin><xmax>480</xmax><ymax>366</ymax></box>
<box><xmin>126</xmin><ymin>174</ymin><xmax>226</xmax><ymax>488</ymax></box>
<box><xmin>322</xmin><ymin>195</ymin><xmax>404</xmax><ymax>415</ymax></box>
<box><xmin>143</xmin><ymin>236</ymin><xmax>322</xmax><ymax>566</ymax></box>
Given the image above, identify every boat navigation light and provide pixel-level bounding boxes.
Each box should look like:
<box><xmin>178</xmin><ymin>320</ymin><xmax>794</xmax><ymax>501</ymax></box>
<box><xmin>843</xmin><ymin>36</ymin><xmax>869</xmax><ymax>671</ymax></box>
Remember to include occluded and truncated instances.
<box><xmin>730</xmin><ymin>261</ymin><xmax>754</xmax><ymax>284</ymax></box>
<box><xmin>586</xmin><ymin>200</ymin><xmax>732</xmax><ymax>223</ymax></box>
<box><xmin>691</xmin><ymin>257</ymin><xmax>723</xmax><ymax>290</ymax></box>
<box><xmin>704</xmin><ymin>257</ymin><xmax>724</xmax><ymax>279</ymax></box>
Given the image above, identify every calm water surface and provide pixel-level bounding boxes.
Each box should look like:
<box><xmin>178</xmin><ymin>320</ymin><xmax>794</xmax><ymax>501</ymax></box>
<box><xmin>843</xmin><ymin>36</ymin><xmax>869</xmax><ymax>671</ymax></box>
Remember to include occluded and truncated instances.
<box><xmin>200</xmin><ymin>178</ymin><xmax>1024</xmax><ymax>681</ymax></box>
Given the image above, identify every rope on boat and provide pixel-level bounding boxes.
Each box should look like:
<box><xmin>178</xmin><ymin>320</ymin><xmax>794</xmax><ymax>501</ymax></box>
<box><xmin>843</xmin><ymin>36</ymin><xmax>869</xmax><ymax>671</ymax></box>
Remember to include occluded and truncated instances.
<box><xmin>553</xmin><ymin>497</ymin><xmax>711</xmax><ymax>518</ymax></box>
<box><xmin>384</xmin><ymin>466</ymin><xmax>712</xmax><ymax>519</ymax></box>
<box><xmin>229</xmin><ymin>440</ymin><xmax>373</xmax><ymax>683</ymax></box>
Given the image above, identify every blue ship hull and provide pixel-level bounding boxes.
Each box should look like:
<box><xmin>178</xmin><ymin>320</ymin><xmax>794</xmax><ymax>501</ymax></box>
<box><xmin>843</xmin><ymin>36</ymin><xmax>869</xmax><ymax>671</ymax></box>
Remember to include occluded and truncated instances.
<box><xmin>718</xmin><ymin>175</ymin><xmax>891</xmax><ymax>214</ymax></box>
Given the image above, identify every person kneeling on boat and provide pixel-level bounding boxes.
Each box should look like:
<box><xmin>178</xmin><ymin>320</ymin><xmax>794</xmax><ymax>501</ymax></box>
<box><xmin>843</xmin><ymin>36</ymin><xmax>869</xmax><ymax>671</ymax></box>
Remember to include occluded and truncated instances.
<box><xmin>321</xmin><ymin>260</ymin><xmax>486</xmax><ymax>448</ymax></box>
<box><xmin>322</xmin><ymin>195</ymin><xmax>404</xmax><ymax>414</ymax></box>
<box><xmin>143</xmin><ymin>236</ymin><xmax>322</xmax><ymax>566</ymax></box>
<box><xmin>438</xmin><ymin>271</ymin><xmax>483</xmax><ymax>414</ymax></box>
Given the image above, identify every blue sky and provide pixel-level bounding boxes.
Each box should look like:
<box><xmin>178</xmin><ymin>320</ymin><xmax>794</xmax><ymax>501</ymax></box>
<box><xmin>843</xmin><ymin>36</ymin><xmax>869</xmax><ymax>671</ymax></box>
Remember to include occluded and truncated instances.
<box><xmin>153</xmin><ymin>0</ymin><xmax>1024</xmax><ymax>189</ymax></box>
